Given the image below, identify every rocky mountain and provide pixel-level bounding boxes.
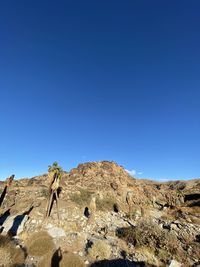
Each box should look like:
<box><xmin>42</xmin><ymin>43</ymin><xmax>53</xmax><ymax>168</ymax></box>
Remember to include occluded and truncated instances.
<box><xmin>0</xmin><ymin>161</ymin><xmax>200</xmax><ymax>267</ymax></box>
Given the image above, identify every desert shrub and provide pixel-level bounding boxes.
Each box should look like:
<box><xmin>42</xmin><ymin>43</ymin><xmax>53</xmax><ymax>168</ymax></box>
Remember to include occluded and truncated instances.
<box><xmin>156</xmin><ymin>248</ymin><xmax>170</xmax><ymax>262</ymax></box>
<box><xmin>169</xmin><ymin>181</ymin><xmax>186</xmax><ymax>191</ymax></box>
<box><xmin>40</xmin><ymin>188</ymin><xmax>49</xmax><ymax>197</ymax></box>
<box><xmin>96</xmin><ymin>196</ymin><xmax>116</xmax><ymax>211</ymax></box>
<box><xmin>176</xmin><ymin>182</ymin><xmax>186</xmax><ymax>191</ymax></box>
<box><xmin>162</xmin><ymin>208</ymin><xmax>185</xmax><ymax>221</ymax></box>
<box><xmin>70</xmin><ymin>189</ymin><xmax>93</xmax><ymax>206</ymax></box>
<box><xmin>116</xmin><ymin>226</ymin><xmax>137</xmax><ymax>246</ymax></box>
<box><xmin>0</xmin><ymin>235</ymin><xmax>10</xmax><ymax>246</ymax></box>
<box><xmin>60</xmin><ymin>252</ymin><xmax>85</xmax><ymax>267</ymax></box>
<box><xmin>0</xmin><ymin>235</ymin><xmax>25</xmax><ymax>266</ymax></box>
<box><xmin>188</xmin><ymin>206</ymin><xmax>200</xmax><ymax>214</ymax></box>
<box><xmin>26</xmin><ymin>231</ymin><xmax>55</xmax><ymax>256</ymax></box>
<box><xmin>38</xmin><ymin>251</ymin><xmax>51</xmax><ymax>267</ymax></box>
<box><xmin>116</xmin><ymin>219</ymin><xmax>193</xmax><ymax>265</ymax></box>
<box><xmin>38</xmin><ymin>250</ymin><xmax>85</xmax><ymax>267</ymax></box>
<box><xmin>116</xmin><ymin>219</ymin><xmax>164</xmax><ymax>247</ymax></box>
<box><xmin>88</xmin><ymin>240</ymin><xmax>111</xmax><ymax>260</ymax></box>
<box><xmin>135</xmin><ymin>246</ymin><xmax>161</xmax><ymax>266</ymax></box>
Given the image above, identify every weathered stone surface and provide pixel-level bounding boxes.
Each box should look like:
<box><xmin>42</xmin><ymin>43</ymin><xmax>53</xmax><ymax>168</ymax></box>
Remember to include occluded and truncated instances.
<box><xmin>169</xmin><ymin>260</ymin><xmax>182</xmax><ymax>267</ymax></box>
<box><xmin>45</xmin><ymin>224</ymin><xmax>66</xmax><ymax>238</ymax></box>
<box><xmin>1</xmin><ymin>214</ymin><xmax>28</xmax><ymax>235</ymax></box>
<box><xmin>0</xmin><ymin>161</ymin><xmax>200</xmax><ymax>266</ymax></box>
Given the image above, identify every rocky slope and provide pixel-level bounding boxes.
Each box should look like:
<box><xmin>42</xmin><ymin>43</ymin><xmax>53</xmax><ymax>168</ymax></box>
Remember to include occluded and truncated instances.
<box><xmin>0</xmin><ymin>161</ymin><xmax>200</xmax><ymax>267</ymax></box>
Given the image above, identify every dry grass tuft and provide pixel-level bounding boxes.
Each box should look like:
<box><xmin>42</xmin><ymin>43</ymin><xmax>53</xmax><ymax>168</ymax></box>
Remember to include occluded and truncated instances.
<box><xmin>38</xmin><ymin>250</ymin><xmax>85</xmax><ymax>267</ymax></box>
<box><xmin>70</xmin><ymin>189</ymin><xmax>93</xmax><ymax>206</ymax></box>
<box><xmin>60</xmin><ymin>252</ymin><xmax>86</xmax><ymax>267</ymax></box>
<box><xmin>135</xmin><ymin>246</ymin><xmax>161</xmax><ymax>266</ymax></box>
<box><xmin>26</xmin><ymin>231</ymin><xmax>55</xmax><ymax>256</ymax></box>
<box><xmin>116</xmin><ymin>219</ymin><xmax>195</xmax><ymax>265</ymax></box>
<box><xmin>116</xmin><ymin>219</ymin><xmax>168</xmax><ymax>248</ymax></box>
<box><xmin>96</xmin><ymin>196</ymin><xmax>116</xmax><ymax>211</ymax></box>
<box><xmin>37</xmin><ymin>251</ymin><xmax>52</xmax><ymax>267</ymax></box>
<box><xmin>88</xmin><ymin>240</ymin><xmax>111</xmax><ymax>260</ymax></box>
<box><xmin>0</xmin><ymin>235</ymin><xmax>25</xmax><ymax>267</ymax></box>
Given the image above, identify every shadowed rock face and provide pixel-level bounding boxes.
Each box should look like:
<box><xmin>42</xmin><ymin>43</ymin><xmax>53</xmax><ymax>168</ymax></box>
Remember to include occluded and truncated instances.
<box><xmin>0</xmin><ymin>161</ymin><xmax>200</xmax><ymax>267</ymax></box>
<box><xmin>184</xmin><ymin>193</ymin><xmax>200</xmax><ymax>202</ymax></box>
<box><xmin>90</xmin><ymin>259</ymin><xmax>147</xmax><ymax>267</ymax></box>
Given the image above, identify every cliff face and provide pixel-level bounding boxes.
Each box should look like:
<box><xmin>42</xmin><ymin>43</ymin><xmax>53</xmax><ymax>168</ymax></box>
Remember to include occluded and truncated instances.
<box><xmin>0</xmin><ymin>161</ymin><xmax>200</xmax><ymax>267</ymax></box>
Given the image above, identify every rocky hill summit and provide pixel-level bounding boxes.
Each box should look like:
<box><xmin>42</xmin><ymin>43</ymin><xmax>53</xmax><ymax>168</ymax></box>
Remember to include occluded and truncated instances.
<box><xmin>0</xmin><ymin>161</ymin><xmax>200</xmax><ymax>267</ymax></box>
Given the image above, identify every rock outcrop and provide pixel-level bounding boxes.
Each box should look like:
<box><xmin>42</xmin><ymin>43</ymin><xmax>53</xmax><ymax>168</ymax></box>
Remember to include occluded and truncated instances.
<box><xmin>0</xmin><ymin>161</ymin><xmax>200</xmax><ymax>267</ymax></box>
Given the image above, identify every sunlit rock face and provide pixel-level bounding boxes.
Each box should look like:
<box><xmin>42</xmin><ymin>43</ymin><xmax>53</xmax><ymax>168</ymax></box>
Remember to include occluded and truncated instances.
<box><xmin>0</xmin><ymin>161</ymin><xmax>200</xmax><ymax>266</ymax></box>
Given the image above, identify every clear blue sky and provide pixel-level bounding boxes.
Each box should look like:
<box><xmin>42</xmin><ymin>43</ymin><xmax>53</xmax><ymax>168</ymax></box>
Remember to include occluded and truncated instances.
<box><xmin>0</xmin><ymin>1</ymin><xmax>200</xmax><ymax>181</ymax></box>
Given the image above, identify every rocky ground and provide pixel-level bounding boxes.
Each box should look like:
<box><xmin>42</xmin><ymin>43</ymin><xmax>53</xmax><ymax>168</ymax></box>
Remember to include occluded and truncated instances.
<box><xmin>0</xmin><ymin>161</ymin><xmax>200</xmax><ymax>267</ymax></box>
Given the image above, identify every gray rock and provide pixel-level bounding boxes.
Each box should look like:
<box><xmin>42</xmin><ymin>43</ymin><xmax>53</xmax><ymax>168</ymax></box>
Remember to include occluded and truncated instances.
<box><xmin>1</xmin><ymin>214</ymin><xmax>28</xmax><ymax>235</ymax></box>
<box><xmin>46</xmin><ymin>224</ymin><xmax>66</xmax><ymax>238</ymax></box>
<box><xmin>169</xmin><ymin>260</ymin><xmax>182</xmax><ymax>267</ymax></box>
